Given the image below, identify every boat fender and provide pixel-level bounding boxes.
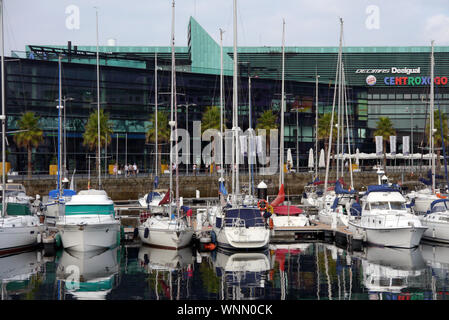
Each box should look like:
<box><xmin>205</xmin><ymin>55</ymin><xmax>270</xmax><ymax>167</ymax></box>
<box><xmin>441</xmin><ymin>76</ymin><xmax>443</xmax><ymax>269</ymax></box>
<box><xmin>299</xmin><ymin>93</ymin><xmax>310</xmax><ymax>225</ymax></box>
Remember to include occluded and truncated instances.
<box><xmin>144</xmin><ymin>227</ymin><xmax>150</xmax><ymax>239</ymax></box>
<box><xmin>210</xmin><ymin>230</ymin><xmax>217</xmax><ymax>245</ymax></box>
<box><xmin>269</xmin><ymin>218</ymin><xmax>274</xmax><ymax>230</ymax></box>
<box><xmin>204</xmin><ymin>243</ymin><xmax>216</xmax><ymax>251</ymax></box>
<box><xmin>37</xmin><ymin>232</ymin><xmax>42</xmax><ymax>244</ymax></box>
<box><xmin>55</xmin><ymin>233</ymin><xmax>62</xmax><ymax>248</ymax></box>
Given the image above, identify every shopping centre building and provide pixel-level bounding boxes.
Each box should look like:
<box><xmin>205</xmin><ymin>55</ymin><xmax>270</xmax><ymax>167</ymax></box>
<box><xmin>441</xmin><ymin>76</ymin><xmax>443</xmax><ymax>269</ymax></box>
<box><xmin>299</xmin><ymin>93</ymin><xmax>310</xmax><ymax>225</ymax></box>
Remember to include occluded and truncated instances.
<box><xmin>6</xmin><ymin>17</ymin><xmax>449</xmax><ymax>174</ymax></box>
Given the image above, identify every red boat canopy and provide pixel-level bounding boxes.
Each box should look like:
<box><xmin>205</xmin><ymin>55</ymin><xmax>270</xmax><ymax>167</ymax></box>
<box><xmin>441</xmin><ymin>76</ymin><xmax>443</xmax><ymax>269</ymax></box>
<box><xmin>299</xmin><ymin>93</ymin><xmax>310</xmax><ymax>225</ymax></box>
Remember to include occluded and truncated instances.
<box><xmin>273</xmin><ymin>205</ymin><xmax>303</xmax><ymax>216</ymax></box>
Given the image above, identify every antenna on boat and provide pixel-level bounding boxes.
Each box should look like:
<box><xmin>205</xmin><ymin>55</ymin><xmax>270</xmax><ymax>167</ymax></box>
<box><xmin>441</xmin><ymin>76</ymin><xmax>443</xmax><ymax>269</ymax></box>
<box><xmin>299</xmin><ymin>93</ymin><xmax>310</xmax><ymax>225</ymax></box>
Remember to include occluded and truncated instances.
<box><xmin>0</xmin><ymin>0</ymin><xmax>5</xmax><ymax>217</ymax></box>
<box><xmin>95</xmin><ymin>7</ymin><xmax>101</xmax><ymax>190</ymax></box>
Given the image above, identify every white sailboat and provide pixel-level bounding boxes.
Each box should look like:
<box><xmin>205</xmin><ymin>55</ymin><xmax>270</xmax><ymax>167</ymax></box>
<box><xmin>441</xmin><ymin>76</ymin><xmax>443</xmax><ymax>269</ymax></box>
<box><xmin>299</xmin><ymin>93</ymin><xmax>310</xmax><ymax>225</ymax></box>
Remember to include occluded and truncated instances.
<box><xmin>56</xmin><ymin>9</ymin><xmax>120</xmax><ymax>252</ymax></box>
<box><xmin>317</xmin><ymin>19</ymin><xmax>356</xmax><ymax>228</ymax></box>
<box><xmin>212</xmin><ymin>0</ymin><xmax>270</xmax><ymax>250</ymax></box>
<box><xmin>138</xmin><ymin>0</ymin><xmax>193</xmax><ymax>249</ymax></box>
<box><xmin>0</xmin><ymin>0</ymin><xmax>42</xmax><ymax>255</ymax></box>
<box><xmin>44</xmin><ymin>55</ymin><xmax>76</xmax><ymax>225</ymax></box>
<box><xmin>408</xmin><ymin>41</ymin><xmax>442</xmax><ymax>214</ymax></box>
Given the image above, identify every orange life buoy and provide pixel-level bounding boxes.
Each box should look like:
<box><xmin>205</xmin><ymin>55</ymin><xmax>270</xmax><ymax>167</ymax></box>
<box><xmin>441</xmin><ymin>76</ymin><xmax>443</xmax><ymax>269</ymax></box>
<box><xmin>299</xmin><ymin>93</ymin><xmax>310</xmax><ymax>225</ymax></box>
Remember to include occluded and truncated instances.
<box><xmin>437</xmin><ymin>193</ymin><xmax>447</xmax><ymax>199</ymax></box>
<box><xmin>257</xmin><ymin>199</ymin><xmax>269</xmax><ymax>211</ymax></box>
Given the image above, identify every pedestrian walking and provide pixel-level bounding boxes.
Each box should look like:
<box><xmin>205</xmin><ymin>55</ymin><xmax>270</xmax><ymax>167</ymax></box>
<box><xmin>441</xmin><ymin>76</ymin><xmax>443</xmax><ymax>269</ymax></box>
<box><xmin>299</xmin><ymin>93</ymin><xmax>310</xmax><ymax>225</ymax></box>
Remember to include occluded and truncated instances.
<box><xmin>133</xmin><ymin>163</ymin><xmax>137</xmax><ymax>176</ymax></box>
<box><xmin>193</xmin><ymin>164</ymin><xmax>197</xmax><ymax>176</ymax></box>
<box><xmin>124</xmin><ymin>164</ymin><xmax>128</xmax><ymax>177</ymax></box>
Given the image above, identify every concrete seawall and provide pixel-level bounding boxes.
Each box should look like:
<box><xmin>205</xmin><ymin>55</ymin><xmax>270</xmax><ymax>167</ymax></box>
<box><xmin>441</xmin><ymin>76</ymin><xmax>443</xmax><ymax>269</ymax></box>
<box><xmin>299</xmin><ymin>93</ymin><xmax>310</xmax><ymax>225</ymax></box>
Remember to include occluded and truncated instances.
<box><xmin>21</xmin><ymin>171</ymin><xmax>422</xmax><ymax>201</ymax></box>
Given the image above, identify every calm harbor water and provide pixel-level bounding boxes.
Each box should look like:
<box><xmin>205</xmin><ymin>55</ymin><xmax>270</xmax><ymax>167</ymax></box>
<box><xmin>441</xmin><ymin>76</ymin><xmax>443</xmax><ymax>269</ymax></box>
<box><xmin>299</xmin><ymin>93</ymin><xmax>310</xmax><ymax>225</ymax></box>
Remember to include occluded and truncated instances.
<box><xmin>2</xmin><ymin>241</ymin><xmax>449</xmax><ymax>300</ymax></box>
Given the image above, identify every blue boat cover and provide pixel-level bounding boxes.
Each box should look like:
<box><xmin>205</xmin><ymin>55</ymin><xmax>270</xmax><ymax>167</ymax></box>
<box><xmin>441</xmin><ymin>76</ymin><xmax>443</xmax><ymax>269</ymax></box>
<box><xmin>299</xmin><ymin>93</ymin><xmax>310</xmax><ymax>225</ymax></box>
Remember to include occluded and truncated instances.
<box><xmin>154</xmin><ymin>176</ymin><xmax>159</xmax><ymax>189</ymax></box>
<box><xmin>219</xmin><ymin>181</ymin><xmax>228</xmax><ymax>196</ymax></box>
<box><xmin>49</xmin><ymin>189</ymin><xmax>76</xmax><ymax>199</ymax></box>
<box><xmin>146</xmin><ymin>191</ymin><xmax>161</xmax><ymax>203</ymax></box>
<box><xmin>364</xmin><ymin>185</ymin><xmax>401</xmax><ymax>196</ymax></box>
<box><xmin>430</xmin><ymin>199</ymin><xmax>449</xmax><ymax>210</ymax></box>
<box><xmin>419</xmin><ymin>177</ymin><xmax>432</xmax><ymax>186</ymax></box>
<box><xmin>350</xmin><ymin>203</ymin><xmax>362</xmax><ymax>216</ymax></box>
<box><xmin>427</xmin><ymin>169</ymin><xmax>444</xmax><ymax>180</ymax></box>
<box><xmin>330</xmin><ymin>197</ymin><xmax>339</xmax><ymax>210</ymax></box>
<box><xmin>335</xmin><ymin>181</ymin><xmax>356</xmax><ymax>194</ymax></box>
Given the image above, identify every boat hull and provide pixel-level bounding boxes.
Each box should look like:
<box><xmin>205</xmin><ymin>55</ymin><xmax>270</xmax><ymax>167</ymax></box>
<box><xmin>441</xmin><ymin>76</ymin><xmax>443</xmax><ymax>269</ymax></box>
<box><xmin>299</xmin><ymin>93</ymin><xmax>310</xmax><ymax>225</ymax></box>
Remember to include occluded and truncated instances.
<box><xmin>0</xmin><ymin>225</ymin><xmax>41</xmax><ymax>255</ymax></box>
<box><xmin>349</xmin><ymin>222</ymin><xmax>426</xmax><ymax>248</ymax></box>
<box><xmin>214</xmin><ymin>226</ymin><xmax>270</xmax><ymax>250</ymax></box>
<box><xmin>138</xmin><ymin>225</ymin><xmax>193</xmax><ymax>249</ymax></box>
<box><xmin>421</xmin><ymin>219</ymin><xmax>449</xmax><ymax>243</ymax></box>
<box><xmin>57</xmin><ymin>222</ymin><xmax>120</xmax><ymax>252</ymax></box>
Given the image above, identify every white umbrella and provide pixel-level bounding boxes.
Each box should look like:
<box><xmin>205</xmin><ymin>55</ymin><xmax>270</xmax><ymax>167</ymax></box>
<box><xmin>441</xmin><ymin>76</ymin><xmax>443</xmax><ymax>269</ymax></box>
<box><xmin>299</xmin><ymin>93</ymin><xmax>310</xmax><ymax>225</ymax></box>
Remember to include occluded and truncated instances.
<box><xmin>287</xmin><ymin>148</ymin><xmax>293</xmax><ymax>165</ymax></box>
<box><xmin>319</xmin><ymin>148</ymin><xmax>325</xmax><ymax>168</ymax></box>
<box><xmin>308</xmin><ymin>148</ymin><xmax>314</xmax><ymax>168</ymax></box>
<box><xmin>355</xmin><ymin>148</ymin><xmax>360</xmax><ymax>166</ymax></box>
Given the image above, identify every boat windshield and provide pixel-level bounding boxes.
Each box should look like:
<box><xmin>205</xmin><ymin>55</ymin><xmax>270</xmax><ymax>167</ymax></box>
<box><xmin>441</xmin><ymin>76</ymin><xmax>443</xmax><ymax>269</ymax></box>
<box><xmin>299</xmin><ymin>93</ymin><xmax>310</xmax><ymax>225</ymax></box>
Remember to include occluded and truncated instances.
<box><xmin>432</xmin><ymin>204</ymin><xmax>448</xmax><ymax>213</ymax></box>
<box><xmin>390</xmin><ymin>202</ymin><xmax>406</xmax><ymax>210</ymax></box>
<box><xmin>369</xmin><ymin>202</ymin><xmax>405</xmax><ymax>210</ymax></box>
<box><xmin>370</xmin><ymin>202</ymin><xmax>390</xmax><ymax>210</ymax></box>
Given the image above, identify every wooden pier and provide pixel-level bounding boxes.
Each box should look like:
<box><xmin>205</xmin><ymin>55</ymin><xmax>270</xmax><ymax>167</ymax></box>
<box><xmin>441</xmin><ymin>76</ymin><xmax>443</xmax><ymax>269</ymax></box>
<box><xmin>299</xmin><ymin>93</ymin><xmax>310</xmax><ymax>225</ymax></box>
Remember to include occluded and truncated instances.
<box><xmin>271</xmin><ymin>220</ymin><xmax>364</xmax><ymax>251</ymax></box>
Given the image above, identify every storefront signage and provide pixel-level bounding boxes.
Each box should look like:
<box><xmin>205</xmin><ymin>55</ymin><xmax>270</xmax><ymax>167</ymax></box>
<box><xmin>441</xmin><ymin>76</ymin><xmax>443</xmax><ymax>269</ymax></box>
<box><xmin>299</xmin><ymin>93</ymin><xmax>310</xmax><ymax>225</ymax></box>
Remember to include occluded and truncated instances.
<box><xmin>383</xmin><ymin>76</ymin><xmax>448</xmax><ymax>86</ymax></box>
<box><xmin>356</xmin><ymin>67</ymin><xmax>421</xmax><ymax>75</ymax></box>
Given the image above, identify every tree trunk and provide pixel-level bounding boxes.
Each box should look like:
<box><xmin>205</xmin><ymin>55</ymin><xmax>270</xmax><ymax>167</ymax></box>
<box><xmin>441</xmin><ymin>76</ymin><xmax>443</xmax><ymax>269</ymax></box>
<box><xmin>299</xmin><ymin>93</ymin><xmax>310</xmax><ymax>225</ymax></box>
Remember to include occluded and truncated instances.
<box><xmin>27</xmin><ymin>145</ymin><xmax>32</xmax><ymax>178</ymax></box>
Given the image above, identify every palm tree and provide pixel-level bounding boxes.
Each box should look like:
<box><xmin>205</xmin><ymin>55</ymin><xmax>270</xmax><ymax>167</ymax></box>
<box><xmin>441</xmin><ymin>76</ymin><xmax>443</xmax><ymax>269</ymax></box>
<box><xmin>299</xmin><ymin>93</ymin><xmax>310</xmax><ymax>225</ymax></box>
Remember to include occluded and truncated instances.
<box><xmin>317</xmin><ymin>112</ymin><xmax>337</xmax><ymax>169</ymax></box>
<box><xmin>426</xmin><ymin>110</ymin><xmax>449</xmax><ymax>172</ymax></box>
<box><xmin>14</xmin><ymin>112</ymin><xmax>44</xmax><ymax>178</ymax></box>
<box><xmin>83</xmin><ymin>109</ymin><xmax>113</xmax><ymax>177</ymax></box>
<box><xmin>373</xmin><ymin>116</ymin><xmax>396</xmax><ymax>172</ymax></box>
<box><xmin>146</xmin><ymin>111</ymin><xmax>170</xmax><ymax>175</ymax></box>
<box><xmin>201</xmin><ymin>106</ymin><xmax>222</xmax><ymax>172</ymax></box>
<box><xmin>255</xmin><ymin>110</ymin><xmax>278</xmax><ymax>161</ymax></box>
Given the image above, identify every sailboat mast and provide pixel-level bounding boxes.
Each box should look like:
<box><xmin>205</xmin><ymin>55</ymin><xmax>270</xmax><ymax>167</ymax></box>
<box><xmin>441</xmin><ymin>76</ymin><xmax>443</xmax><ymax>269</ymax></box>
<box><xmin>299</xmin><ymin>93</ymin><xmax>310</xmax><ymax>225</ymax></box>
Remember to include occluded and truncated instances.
<box><xmin>58</xmin><ymin>56</ymin><xmax>62</xmax><ymax>196</ymax></box>
<box><xmin>279</xmin><ymin>19</ymin><xmax>285</xmax><ymax>187</ymax></box>
<box><xmin>0</xmin><ymin>0</ymin><xmax>5</xmax><ymax>217</ymax></box>
<box><xmin>430</xmin><ymin>40</ymin><xmax>435</xmax><ymax>192</ymax></box>
<box><xmin>232</xmin><ymin>0</ymin><xmax>239</xmax><ymax>201</ymax></box>
<box><xmin>155</xmin><ymin>52</ymin><xmax>158</xmax><ymax>177</ymax></box>
<box><xmin>315</xmin><ymin>73</ymin><xmax>319</xmax><ymax>178</ymax></box>
<box><xmin>324</xmin><ymin>18</ymin><xmax>343</xmax><ymax>195</ymax></box>
<box><xmin>342</xmin><ymin>64</ymin><xmax>354</xmax><ymax>189</ymax></box>
<box><xmin>95</xmin><ymin>8</ymin><xmax>101</xmax><ymax>189</ymax></box>
<box><xmin>219</xmin><ymin>28</ymin><xmax>224</xmax><ymax>182</ymax></box>
<box><xmin>169</xmin><ymin>0</ymin><xmax>175</xmax><ymax>214</ymax></box>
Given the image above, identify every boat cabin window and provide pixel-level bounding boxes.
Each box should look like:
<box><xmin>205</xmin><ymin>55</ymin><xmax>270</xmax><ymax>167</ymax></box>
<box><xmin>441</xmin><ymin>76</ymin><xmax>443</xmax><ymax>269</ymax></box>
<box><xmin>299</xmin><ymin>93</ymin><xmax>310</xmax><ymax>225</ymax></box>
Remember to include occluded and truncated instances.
<box><xmin>390</xmin><ymin>202</ymin><xmax>406</xmax><ymax>210</ymax></box>
<box><xmin>369</xmin><ymin>202</ymin><xmax>389</xmax><ymax>210</ymax></box>
<box><xmin>432</xmin><ymin>202</ymin><xmax>448</xmax><ymax>213</ymax></box>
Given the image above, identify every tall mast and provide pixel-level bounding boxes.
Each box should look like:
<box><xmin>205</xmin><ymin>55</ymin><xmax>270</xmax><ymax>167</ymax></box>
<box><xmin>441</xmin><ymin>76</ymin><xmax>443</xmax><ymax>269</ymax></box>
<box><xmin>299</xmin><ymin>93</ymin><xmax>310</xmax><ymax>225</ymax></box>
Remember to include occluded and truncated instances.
<box><xmin>342</xmin><ymin>64</ymin><xmax>354</xmax><ymax>190</ymax></box>
<box><xmin>58</xmin><ymin>56</ymin><xmax>62</xmax><ymax>196</ymax></box>
<box><xmin>248</xmin><ymin>76</ymin><xmax>252</xmax><ymax>196</ymax></box>
<box><xmin>315</xmin><ymin>73</ymin><xmax>319</xmax><ymax>178</ymax></box>
<box><xmin>279</xmin><ymin>19</ymin><xmax>285</xmax><ymax>188</ymax></box>
<box><xmin>431</xmin><ymin>40</ymin><xmax>435</xmax><ymax>192</ymax></box>
<box><xmin>232</xmin><ymin>0</ymin><xmax>239</xmax><ymax>202</ymax></box>
<box><xmin>95</xmin><ymin>8</ymin><xmax>101</xmax><ymax>189</ymax></box>
<box><xmin>169</xmin><ymin>0</ymin><xmax>175</xmax><ymax>214</ymax></box>
<box><xmin>324</xmin><ymin>18</ymin><xmax>343</xmax><ymax>195</ymax></box>
<box><xmin>219</xmin><ymin>28</ymin><xmax>224</xmax><ymax>182</ymax></box>
<box><xmin>154</xmin><ymin>52</ymin><xmax>158</xmax><ymax>177</ymax></box>
<box><xmin>1</xmin><ymin>0</ymin><xmax>5</xmax><ymax>217</ymax></box>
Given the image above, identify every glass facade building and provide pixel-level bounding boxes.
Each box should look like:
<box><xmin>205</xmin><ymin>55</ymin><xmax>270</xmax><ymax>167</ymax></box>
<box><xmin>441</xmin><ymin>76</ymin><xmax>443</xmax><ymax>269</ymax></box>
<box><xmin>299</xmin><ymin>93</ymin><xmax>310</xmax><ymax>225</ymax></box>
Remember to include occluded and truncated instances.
<box><xmin>5</xmin><ymin>16</ymin><xmax>449</xmax><ymax>174</ymax></box>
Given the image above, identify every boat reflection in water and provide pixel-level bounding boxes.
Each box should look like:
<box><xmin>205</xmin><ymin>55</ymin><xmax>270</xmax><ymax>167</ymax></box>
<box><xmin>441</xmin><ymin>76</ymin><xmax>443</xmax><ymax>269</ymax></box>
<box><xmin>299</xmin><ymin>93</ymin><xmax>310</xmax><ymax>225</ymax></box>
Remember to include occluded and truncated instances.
<box><xmin>421</xmin><ymin>242</ymin><xmax>449</xmax><ymax>299</ymax></box>
<box><xmin>213</xmin><ymin>248</ymin><xmax>271</xmax><ymax>300</ymax></box>
<box><xmin>138</xmin><ymin>245</ymin><xmax>194</xmax><ymax>300</ymax></box>
<box><xmin>354</xmin><ymin>245</ymin><xmax>426</xmax><ymax>299</ymax></box>
<box><xmin>0</xmin><ymin>250</ymin><xmax>44</xmax><ymax>299</ymax></box>
<box><xmin>56</xmin><ymin>247</ymin><xmax>120</xmax><ymax>300</ymax></box>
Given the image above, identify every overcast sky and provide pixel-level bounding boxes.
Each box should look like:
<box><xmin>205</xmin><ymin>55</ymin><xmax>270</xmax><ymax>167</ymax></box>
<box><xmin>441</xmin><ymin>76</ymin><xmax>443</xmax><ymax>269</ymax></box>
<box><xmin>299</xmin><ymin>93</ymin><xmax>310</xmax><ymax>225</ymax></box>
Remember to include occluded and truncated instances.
<box><xmin>4</xmin><ymin>0</ymin><xmax>449</xmax><ymax>55</ymax></box>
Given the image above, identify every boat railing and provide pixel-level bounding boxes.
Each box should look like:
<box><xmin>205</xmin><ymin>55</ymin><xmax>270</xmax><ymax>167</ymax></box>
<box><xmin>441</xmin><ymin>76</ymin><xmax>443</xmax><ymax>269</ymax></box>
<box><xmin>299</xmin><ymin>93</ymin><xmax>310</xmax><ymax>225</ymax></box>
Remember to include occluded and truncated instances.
<box><xmin>223</xmin><ymin>217</ymin><xmax>266</xmax><ymax>228</ymax></box>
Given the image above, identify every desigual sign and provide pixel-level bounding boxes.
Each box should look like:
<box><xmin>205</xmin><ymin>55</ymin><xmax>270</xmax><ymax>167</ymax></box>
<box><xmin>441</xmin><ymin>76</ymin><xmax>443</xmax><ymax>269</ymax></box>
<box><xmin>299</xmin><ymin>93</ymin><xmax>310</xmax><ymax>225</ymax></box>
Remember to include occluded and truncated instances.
<box><xmin>356</xmin><ymin>67</ymin><xmax>421</xmax><ymax>75</ymax></box>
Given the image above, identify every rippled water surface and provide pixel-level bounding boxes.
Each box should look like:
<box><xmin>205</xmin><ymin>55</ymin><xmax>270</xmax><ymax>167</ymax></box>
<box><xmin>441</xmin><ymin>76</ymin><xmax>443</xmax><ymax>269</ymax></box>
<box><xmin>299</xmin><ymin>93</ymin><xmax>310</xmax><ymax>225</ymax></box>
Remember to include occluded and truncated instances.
<box><xmin>2</xmin><ymin>241</ymin><xmax>449</xmax><ymax>300</ymax></box>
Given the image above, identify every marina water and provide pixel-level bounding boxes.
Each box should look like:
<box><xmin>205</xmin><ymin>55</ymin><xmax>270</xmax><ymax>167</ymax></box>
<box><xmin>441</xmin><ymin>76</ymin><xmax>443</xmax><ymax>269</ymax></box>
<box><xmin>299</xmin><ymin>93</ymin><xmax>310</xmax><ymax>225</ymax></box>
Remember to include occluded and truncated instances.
<box><xmin>2</xmin><ymin>241</ymin><xmax>449</xmax><ymax>300</ymax></box>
